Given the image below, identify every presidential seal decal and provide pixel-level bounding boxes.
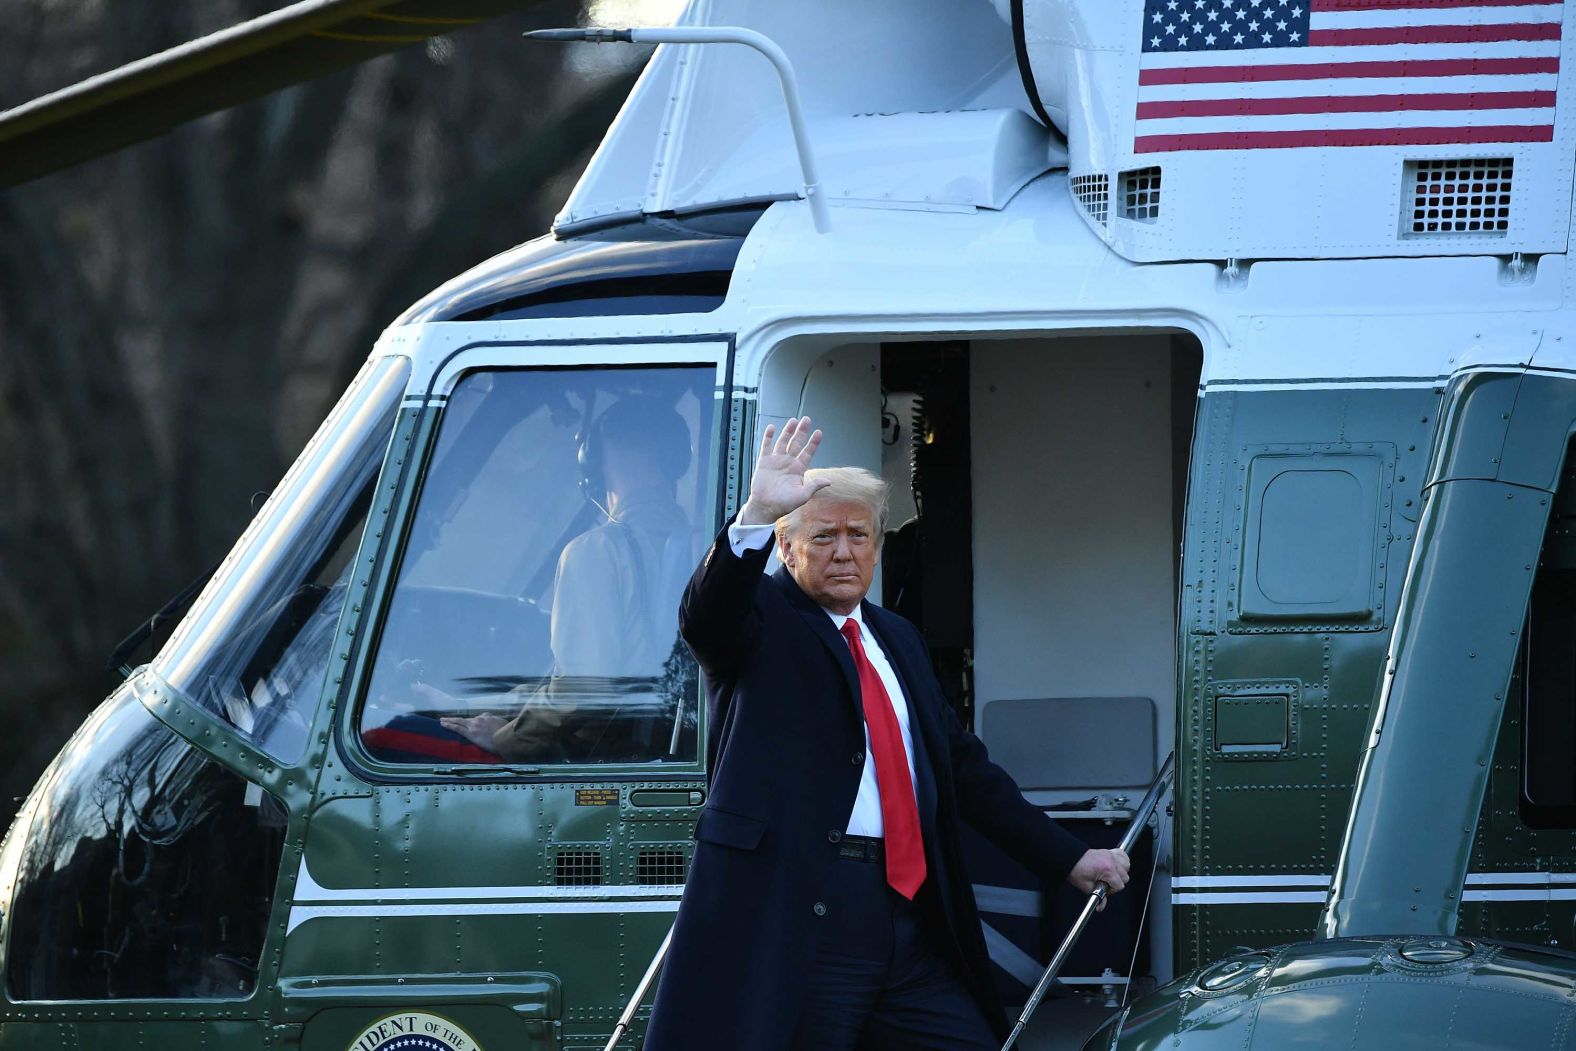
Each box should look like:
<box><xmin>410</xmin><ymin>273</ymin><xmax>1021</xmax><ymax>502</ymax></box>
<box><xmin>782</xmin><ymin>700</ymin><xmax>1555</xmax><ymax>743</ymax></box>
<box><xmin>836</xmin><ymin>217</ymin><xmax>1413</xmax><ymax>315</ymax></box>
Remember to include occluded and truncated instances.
<box><xmin>347</xmin><ymin>1012</ymin><xmax>483</xmax><ymax>1051</ymax></box>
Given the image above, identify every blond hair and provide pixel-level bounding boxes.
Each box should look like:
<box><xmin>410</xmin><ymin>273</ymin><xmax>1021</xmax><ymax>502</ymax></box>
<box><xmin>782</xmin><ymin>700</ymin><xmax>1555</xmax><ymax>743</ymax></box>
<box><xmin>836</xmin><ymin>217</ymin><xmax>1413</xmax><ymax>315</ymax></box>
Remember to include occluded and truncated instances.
<box><xmin>775</xmin><ymin>466</ymin><xmax>890</xmax><ymax>543</ymax></box>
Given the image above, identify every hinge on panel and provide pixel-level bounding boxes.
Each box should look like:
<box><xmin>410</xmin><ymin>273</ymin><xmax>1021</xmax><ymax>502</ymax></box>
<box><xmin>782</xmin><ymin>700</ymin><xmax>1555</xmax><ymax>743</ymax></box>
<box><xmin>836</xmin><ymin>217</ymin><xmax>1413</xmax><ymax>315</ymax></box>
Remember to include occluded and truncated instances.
<box><xmin>1217</xmin><ymin>258</ymin><xmax>1249</xmax><ymax>293</ymax></box>
<box><xmin>1499</xmin><ymin>251</ymin><xmax>1536</xmax><ymax>286</ymax></box>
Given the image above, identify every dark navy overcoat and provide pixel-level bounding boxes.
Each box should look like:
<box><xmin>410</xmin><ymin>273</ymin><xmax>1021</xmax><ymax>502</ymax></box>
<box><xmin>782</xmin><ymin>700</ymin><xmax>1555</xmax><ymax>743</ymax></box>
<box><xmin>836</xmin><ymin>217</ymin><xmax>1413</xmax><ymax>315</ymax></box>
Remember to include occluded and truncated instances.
<box><xmin>644</xmin><ymin>529</ymin><xmax>1086</xmax><ymax>1049</ymax></box>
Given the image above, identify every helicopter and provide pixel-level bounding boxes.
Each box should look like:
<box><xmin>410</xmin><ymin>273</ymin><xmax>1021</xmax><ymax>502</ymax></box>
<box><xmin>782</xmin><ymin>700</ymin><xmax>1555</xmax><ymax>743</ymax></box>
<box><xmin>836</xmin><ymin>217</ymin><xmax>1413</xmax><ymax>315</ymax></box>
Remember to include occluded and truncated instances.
<box><xmin>4</xmin><ymin>0</ymin><xmax>1576</xmax><ymax>1047</ymax></box>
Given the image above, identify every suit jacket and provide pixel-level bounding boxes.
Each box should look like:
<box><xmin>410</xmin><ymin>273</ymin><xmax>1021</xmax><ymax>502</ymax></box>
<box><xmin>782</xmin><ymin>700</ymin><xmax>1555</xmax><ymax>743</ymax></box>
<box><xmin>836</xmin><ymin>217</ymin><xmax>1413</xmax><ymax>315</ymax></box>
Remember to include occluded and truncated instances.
<box><xmin>643</xmin><ymin>526</ymin><xmax>1087</xmax><ymax>1050</ymax></box>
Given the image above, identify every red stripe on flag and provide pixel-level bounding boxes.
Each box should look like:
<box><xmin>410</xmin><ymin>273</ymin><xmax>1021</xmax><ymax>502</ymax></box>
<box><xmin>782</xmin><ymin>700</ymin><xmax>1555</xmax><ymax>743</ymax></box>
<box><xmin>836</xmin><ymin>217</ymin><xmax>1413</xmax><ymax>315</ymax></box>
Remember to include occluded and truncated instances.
<box><xmin>1138</xmin><ymin>57</ymin><xmax>1559</xmax><ymax>85</ymax></box>
<box><xmin>1136</xmin><ymin>90</ymin><xmax>1556</xmax><ymax>118</ymax></box>
<box><xmin>1312</xmin><ymin>0</ymin><xmax>1560</xmax><ymax>9</ymax></box>
<box><xmin>1134</xmin><ymin>123</ymin><xmax>1554</xmax><ymax>153</ymax></box>
<box><xmin>1308</xmin><ymin>23</ymin><xmax>1561</xmax><ymax>46</ymax></box>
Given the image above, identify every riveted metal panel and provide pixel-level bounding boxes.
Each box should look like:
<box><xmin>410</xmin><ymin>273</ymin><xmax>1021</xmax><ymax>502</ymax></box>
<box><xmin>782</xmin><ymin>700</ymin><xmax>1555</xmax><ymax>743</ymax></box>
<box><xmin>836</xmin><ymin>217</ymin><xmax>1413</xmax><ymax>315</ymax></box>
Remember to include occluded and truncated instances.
<box><xmin>1230</xmin><ymin>448</ymin><xmax>1396</xmax><ymax>632</ymax></box>
<box><xmin>1430</xmin><ymin>370</ymin><xmax>1524</xmax><ymax>484</ymax></box>
<box><xmin>1210</xmin><ymin>681</ymin><xmax>1298</xmax><ymax>761</ymax></box>
<box><xmin>723</xmin><ymin>394</ymin><xmax>756</xmax><ymax>523</ymax></box>
<box><xmin>1177</xmin><ymin>385</ymin><xmax>1435</xmax><ymax>971</ymax></box>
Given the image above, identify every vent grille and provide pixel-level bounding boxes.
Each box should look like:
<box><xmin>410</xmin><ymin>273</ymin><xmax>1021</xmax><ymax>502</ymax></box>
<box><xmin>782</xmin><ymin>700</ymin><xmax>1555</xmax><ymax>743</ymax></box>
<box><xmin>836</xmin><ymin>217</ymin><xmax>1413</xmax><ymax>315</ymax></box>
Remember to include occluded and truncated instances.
<box><xmin>1070</xmin><ymin>173</ymin><xmax>1110</xmax><ymax>226</ymax></box>
<box><xmin>636</xmin><ymin>849</ymin><xmax>688</xmax><ymax>886</ymax></box>
<box><xmin>554</xmin><ymin>849</ymin><xmax>603</xmax><ymax>886</ymax></box>
<box><xmin>1119</xmin><ymin>166</ymin><xmax>1162</xmax><ymax>223</ymax></box>
<box><xmin>1404</xmin><ymin>157</ymin><xmax>1513</xmax><ymax>236</ymax></box>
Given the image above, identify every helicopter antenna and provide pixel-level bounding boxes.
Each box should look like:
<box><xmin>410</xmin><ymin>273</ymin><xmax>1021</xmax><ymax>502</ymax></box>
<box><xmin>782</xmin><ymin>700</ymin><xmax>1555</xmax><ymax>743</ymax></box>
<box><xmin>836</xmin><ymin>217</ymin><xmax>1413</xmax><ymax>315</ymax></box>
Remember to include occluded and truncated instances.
<box><xmin>526</xmin><ymin>26</ymin><xmax>831</xmax><ymax>235</ymax></box>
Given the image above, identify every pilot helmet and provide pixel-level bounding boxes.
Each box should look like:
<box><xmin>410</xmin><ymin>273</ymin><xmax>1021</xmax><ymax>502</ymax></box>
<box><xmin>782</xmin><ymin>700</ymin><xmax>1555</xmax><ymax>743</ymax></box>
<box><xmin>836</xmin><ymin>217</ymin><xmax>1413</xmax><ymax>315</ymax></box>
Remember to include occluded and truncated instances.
<box><xmin>577</xmin><ymin>394</ymin><xmax>692</xmax><ymax>505</ymax></box>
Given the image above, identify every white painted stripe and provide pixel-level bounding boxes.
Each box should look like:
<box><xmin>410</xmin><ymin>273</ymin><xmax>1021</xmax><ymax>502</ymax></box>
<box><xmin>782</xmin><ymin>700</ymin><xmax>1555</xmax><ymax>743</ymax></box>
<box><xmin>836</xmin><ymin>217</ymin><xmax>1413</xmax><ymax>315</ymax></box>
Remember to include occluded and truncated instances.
<box><xmin>1174</xmin><ymin>889</ymin><xmax>1576</xmax><ymax>906</ymax></box>
<box><xmin>1465</xmin><ymin>871</ymin><xmax>1576</xmax><ymax>886</ymax></box>
<box><xmin>1135</xmin><ymin>105</ymin><xmax>1551</xmax><ymax>135</ymax></box>
<box><xmin>1205</xmin><ymin>366</ymin><xmax>1530</xmax><ymax>389</ymax></box>
<box><xmin>287</xmin><ymin>898</ymin><xmax>682</xmax><ymax>934</ymax></box>
<box><xmin>1205</xmin><ymin>380</ymin><xmax>1442</xmax><ymax>391</ymax></box>
<box><xmin>1174</xmin><ymin>891</ymin><xmax>1330</xmax><ymax>905</ymax></box>
<box><xmin>1173</xmin><ymin>872</ymin><xmax>1576</xmax><ymax>889</ymax></box>
<box><xmin>980</xmin><ymin>921</ymin><xmax>1048</xmax><ymax>988</ymax></box>
<box><xmin>1141</xmin><ymin>38</ymin><xmax>1563</xmax><ymax>68</ymax></box>
<box><xmin>1462</xmin><ymin>888</ymin><xmax>1576</xmax><ymax>901</ymax></box>
<box><xmin>296</xmin><ymin>882</ymin><xmax>684</xmax><ymax>903</ymax></box>
<box><xmin>1139</xmin><ymin>72</ymin><xmax>1558</xmax><ymax>102</ymax></box>
<box><xmin>1311</xmin><ymin>6</ymin><xmax>1565</xmax><ymax>29</ymax></box>
<box><xmin>293</xmin><ymin>857</ymin><xmax>682</xmax><ymax>903</ymax></box>
<box><xmin>1172</xmin><ymin>874</ymin><xmax>1333</xmax><ymax>889</ymax></box>
<box><xmin>1171</xmin><ymin>872</ymin><xmax>1576</xmax><ymax>908</ymax></box>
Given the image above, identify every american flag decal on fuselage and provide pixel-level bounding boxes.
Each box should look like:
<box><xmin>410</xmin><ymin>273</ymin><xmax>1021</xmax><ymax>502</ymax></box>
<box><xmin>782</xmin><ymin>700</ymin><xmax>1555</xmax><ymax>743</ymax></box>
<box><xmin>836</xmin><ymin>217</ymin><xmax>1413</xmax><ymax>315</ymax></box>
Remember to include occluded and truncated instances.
<box><xmin>1136</xmin><ymin>0</ymin><xmax>1563</xmax><ymax>153</ymax></box>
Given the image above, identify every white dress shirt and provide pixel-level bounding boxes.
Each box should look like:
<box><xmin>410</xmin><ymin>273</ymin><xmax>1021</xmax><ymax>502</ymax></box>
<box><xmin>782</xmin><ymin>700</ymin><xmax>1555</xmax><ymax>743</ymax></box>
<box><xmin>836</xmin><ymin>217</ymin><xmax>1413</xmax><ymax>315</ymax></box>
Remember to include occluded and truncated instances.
<box><xmin>728</xmin><ymin>522</ymin><xmax>921</xmax><ymax>836</ymax></box>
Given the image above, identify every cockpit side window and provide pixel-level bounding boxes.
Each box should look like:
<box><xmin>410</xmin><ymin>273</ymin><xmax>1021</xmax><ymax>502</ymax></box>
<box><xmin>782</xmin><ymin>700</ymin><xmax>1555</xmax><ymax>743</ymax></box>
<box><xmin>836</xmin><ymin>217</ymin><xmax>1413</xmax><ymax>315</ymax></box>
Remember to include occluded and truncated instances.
<box><xmin>357</xmin><ymin>366</ymin><xmax>718</xmax><ymax>769</ymax></box>
<box><xmin>155</xmin><ymin>356</ymin><xmax>410</xmax><ymax>764</ymax></box>
<box><xmin>4</xmin><ymin>688</ymin><xmax>286</xmax><ymax>1001</ymax></box>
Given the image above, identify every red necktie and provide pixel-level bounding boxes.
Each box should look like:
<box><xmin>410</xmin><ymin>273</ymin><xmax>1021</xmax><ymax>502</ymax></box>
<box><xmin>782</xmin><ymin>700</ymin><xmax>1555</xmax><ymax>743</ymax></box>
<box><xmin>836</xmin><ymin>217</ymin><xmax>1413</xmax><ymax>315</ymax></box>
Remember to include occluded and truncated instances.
<box><xmin>841</xmin><ymin>619</ymin><xmax>927</xmax><ymax>899</ymax></box>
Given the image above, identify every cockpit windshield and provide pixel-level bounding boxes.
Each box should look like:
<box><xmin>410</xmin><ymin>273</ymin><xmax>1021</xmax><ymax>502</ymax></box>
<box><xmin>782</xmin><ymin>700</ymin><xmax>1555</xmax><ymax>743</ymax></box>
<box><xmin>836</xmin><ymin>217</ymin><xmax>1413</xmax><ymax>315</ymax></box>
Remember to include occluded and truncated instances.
<box><xmin>5</xmin><ymin>687</ymin><xmax>286</xmax><ymax>1001</ymax></box>
<box><xmin>155</xmin><ymin>356</ymin><xmax>410</xmax><ymax>763</ymax></box>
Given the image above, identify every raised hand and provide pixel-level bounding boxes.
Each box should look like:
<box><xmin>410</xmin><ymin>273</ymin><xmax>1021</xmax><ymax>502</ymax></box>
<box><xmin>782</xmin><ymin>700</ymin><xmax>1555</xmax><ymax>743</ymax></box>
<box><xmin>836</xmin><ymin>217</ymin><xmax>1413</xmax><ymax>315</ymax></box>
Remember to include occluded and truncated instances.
<box><xmin>738</xmin><ymin>416</ymin><xmax>831</xmax><ymax>525</ymax></box>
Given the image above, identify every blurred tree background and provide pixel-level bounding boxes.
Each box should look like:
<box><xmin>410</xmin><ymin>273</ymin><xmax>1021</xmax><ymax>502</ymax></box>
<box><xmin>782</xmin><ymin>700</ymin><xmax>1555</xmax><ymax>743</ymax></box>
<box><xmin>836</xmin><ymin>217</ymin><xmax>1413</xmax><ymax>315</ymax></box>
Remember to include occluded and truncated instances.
<box><xmin>0</xmin><ymin>0</ymin><xmax>655</xmax><ymax>824</ymax></box>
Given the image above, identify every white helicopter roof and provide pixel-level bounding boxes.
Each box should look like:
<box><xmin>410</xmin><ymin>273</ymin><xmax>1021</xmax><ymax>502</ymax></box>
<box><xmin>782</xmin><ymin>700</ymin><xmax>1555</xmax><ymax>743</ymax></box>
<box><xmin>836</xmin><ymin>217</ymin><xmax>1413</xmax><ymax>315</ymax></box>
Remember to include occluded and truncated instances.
<box><xmin>555</xmin><ymin>0</ymin><xmax>1061</xmax><ymax>231</ymax></box>
<box><xmin>558</xmin><ymin>0</ymin><xmax>1576</xmax><ymax>263</ymax></box>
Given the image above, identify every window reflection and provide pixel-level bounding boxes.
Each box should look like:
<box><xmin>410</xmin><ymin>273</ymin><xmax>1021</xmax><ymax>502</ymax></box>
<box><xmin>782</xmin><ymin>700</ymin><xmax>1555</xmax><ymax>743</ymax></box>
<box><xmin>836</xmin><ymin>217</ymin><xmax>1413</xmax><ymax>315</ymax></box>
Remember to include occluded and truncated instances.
<box><xmin>6</xmin><ymin>689</ymin><xmax>285</xmax><ymax>1000</ymax></box>
<box><xmin>156</xmin><ymin>357</ymin><xmax>408</xmax><ymax>763</ymax></box>
<box><xmin>360</xmin><ymin>367</ymin><xmax>716</xmax><ymax>766</ymax></box>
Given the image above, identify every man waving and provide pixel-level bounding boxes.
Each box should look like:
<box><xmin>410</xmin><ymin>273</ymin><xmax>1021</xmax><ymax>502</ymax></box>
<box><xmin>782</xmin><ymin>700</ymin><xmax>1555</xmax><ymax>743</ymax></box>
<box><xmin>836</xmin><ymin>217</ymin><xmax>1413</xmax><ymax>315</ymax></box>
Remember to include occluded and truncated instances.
<box><xmin>645</xmin><ymin>417</ymin><xmax>1130</xmax><ymax>1050</ymax></box>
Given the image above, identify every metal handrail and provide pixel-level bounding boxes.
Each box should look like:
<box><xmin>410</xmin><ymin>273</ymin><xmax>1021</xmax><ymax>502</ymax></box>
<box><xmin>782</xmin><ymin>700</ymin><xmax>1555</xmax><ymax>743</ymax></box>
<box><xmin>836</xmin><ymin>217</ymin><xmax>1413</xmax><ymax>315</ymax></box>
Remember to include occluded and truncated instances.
<box><xmin>602</xmin><ymin>754</ymin><xmax>1175</xmax><ymax>1050</ymax></box>
<box><xmin>999</xmin><ymin>753</ymin><xmax>1176</xmax><ymax>1051</ymax></box>
<box><xmin>524</xmin><ymin>25</ymin><xmax>831</xmax><ymax>233</ymax></box>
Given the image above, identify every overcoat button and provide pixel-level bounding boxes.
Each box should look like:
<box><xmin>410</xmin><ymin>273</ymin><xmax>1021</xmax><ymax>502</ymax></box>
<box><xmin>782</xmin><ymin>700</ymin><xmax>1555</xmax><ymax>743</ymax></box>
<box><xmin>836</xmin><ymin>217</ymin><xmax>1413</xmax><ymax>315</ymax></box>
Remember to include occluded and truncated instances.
<box><xmin>852</xmin><ymin>751</ymin><xmax>865</xmax><ymax>765</ymax></box>
<box><xmin>828</xmin><ymin>830</ymin><xmax>842</xmax><ymax>843</ymax></box>
<box><xmin>813</xmin><ymin>902</ymin><xmax>827</xmax><ymax>916</ymax></box>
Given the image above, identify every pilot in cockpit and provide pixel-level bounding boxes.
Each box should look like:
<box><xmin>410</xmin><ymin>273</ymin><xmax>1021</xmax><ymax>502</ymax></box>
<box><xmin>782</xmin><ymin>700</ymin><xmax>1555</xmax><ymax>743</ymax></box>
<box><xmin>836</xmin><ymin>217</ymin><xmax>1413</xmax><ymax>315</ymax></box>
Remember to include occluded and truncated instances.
<box><xmin>436</xmin><ymin>395</ymin><xmax>698</xmax><ymax>761</ymax></box>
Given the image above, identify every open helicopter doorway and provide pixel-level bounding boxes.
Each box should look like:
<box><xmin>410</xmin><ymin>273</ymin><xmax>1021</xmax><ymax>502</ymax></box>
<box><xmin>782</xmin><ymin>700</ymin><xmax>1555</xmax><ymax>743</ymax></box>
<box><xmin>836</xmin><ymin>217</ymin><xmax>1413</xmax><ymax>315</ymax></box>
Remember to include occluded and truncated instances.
<box><xmin>771</xmin><ymin>330</ymin><xmax>1201</xmax><ymax>1041</ymax></box>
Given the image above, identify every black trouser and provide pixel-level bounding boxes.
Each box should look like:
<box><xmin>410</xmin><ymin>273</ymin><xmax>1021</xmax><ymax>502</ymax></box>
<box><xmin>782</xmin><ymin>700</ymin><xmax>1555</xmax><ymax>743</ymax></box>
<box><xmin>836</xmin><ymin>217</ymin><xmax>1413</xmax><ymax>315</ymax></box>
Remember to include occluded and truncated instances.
<box><xmin>790</xmin><ymin>846</ymin><xmax>997</xmax><ymax>1051</ymax></box>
